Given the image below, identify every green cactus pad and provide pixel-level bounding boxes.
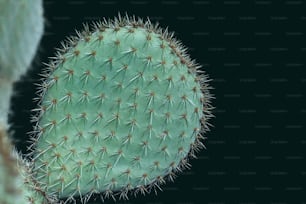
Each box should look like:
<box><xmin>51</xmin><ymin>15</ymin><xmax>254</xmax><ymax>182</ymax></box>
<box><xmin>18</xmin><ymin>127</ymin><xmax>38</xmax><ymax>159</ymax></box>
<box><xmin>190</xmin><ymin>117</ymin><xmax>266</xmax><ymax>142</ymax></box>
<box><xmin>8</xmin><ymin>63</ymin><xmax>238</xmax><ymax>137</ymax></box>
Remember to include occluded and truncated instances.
<box><xmin>0</xmin><ymin>128</ymin><xmax>54</xmax><ymax>204</ymax></box>
<box><xmin>32</xmin><ymin>15</ymin><xmax>213</xmax><ymax>202</ymax></box>
<box><xmin>0</xmin><ymin>128</ymin><xmax>21</xmax><ymax>204</ymax></box>
<box><xmin>14</xmin><ymin>156</ymin><xmax>57</xmax><ymax>204</ymax></box>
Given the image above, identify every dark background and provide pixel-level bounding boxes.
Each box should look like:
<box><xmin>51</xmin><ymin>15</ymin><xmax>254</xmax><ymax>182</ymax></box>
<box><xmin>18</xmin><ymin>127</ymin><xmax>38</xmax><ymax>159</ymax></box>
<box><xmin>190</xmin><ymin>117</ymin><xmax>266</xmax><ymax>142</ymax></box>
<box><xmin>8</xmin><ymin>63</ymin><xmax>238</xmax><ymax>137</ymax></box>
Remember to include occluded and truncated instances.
<box><xmin>9</xmin><ymin>0</ymin><xmax>305</xmax><ymax>203</ymax></box>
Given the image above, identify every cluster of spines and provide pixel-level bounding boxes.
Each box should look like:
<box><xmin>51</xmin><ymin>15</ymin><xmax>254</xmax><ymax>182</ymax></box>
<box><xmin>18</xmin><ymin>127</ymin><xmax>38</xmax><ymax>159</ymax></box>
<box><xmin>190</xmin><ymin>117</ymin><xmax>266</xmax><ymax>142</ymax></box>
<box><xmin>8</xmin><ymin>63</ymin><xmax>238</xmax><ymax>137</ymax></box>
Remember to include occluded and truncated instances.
<box><xmin>17</xmin><ymin>155</ymin><xmax>59</xmax><ymax>204</ymax></box>
<box><xmin>0</xmin><ymin>127</ymin><xmax>57</xmax><ymax>204</ymax></box>
<box><xmin>29</xmin><ymin>14</ymin><xmax>214</xmax><ymax>203</ymax></box>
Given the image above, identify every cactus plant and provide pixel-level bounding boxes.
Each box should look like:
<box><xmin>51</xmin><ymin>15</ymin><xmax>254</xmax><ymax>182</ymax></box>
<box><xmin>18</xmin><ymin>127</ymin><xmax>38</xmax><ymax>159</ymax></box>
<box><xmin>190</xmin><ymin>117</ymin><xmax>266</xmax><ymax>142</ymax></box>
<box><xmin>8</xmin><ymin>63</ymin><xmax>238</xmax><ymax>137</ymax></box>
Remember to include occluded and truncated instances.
<box><xmin>0</xmin><ymin>0</ymin><xmax>44</xmax><ymax>127</ymax></box>
<box><xmin>0</xmin><ymin>0</ymin><xmax>46</xmax><ymax>203</ymax></box>
<box><xmin>0</xmin><ymin>127</ymin><xmax>21</xmax><ymax>204</ymax></box>
<box><xmin>0</xmin><ymin>0</ymin><xmax>44</xmax><ymax>81</ymax></box>
<box><xmin>30</xmin><ymin>15</ymin><xmax>213</xmax><ymax>203</ymax></box>
<box><xmin>0</xmin><ymin>127</ymin><xmax>55</xmax><ymax>204</ymax></box>
<box><xmin>0</xmin><ymin>80</ymin><xmax>13</xmax><ymax>128</ymax></box>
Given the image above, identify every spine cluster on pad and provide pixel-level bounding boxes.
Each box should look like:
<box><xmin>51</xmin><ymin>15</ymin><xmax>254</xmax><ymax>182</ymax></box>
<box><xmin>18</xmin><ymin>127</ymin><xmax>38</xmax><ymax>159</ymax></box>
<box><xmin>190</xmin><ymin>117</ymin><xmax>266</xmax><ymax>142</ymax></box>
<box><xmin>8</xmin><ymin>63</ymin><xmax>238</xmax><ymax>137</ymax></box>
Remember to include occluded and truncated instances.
<box><xmin>30</xmin><ymin>15</ymin><xmax>213</xmax><ymax>203</ymax></box>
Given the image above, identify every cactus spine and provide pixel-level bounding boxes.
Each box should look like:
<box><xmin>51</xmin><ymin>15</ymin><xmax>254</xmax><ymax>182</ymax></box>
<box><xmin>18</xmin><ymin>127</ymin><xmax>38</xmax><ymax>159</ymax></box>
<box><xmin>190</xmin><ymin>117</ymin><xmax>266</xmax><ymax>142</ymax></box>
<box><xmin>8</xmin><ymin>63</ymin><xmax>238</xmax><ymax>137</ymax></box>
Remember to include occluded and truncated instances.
<box><xmin>31</xmin><ymin>15</ymin><xmax>213</xmax><ymax>203</ymax></box>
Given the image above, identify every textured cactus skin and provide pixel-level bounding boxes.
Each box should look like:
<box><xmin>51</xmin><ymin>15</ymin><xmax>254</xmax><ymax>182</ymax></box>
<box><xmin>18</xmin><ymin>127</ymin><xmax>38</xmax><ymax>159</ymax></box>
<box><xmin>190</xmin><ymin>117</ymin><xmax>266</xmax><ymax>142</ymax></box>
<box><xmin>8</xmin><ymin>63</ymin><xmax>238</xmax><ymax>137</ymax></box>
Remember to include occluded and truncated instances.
<box><xmin>0</xmin><ymin>0</ymin><xmax>44</xmax><ymax>126</ymax></box>
<box><xmin>13</xmin><ymin>156</ymin><xmax>55</xmax><ymax>204</ymax></box>
<box><xmin>32</xmin><ymin>16</ymin><xmax>213</xmax><ymax>202</ymax></box>
<box><xmin>0</xmin><ymin>128</ymin><xmax>53</xmax><ymax>204</ymax></box>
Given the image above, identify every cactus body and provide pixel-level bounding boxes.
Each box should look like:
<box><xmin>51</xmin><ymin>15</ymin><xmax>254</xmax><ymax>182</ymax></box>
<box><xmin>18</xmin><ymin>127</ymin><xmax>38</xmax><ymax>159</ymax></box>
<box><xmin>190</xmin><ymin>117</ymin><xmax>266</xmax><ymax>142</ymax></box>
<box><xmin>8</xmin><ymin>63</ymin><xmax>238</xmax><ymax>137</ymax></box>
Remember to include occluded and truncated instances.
<box><xmin>32</xmin><ymin>16</ymin><xmax>213</xmax><ymax>202</ymax></box>
<box><xmin>0</xmin><ymin>128</ymin><xmax>21</xmax><ymax>204</ymax></box>
<box><xmin>0</xmin><ymin>128</ymin><xmax>53</xmax><ymax>204</ymax></box>
<box><xmin>13</xmin><ymin>156</ymin><xmax>55</xmax><ymax>204</ymax></box>
<box><xmin>0</xmin><ymin>0</ymin><xmax>44</xmax><ymax>81</ymax></box>
<box><xmin>0</xmin><ymin>79</ymin><xmax>13</xmax><ymax>128</ymax></box>
<box><xmin>0</xmin><ymin>1</ymin><xmax>46</xmax><ymax>202</ymax></box>
<box><xmin>0</xmin><ymin>0</ymin><xmax>44</xmax><ymax>126</ymax></box>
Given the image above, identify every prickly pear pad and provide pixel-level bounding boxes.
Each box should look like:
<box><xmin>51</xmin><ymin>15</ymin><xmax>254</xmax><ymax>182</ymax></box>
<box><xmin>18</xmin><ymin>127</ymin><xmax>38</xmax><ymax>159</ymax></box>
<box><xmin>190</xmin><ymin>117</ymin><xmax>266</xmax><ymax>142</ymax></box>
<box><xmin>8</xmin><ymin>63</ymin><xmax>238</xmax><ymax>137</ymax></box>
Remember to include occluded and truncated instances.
<box><xmin>32</xmin><ymin>16</ymin><xmax>213</xmax><ymax>202</ymax></box>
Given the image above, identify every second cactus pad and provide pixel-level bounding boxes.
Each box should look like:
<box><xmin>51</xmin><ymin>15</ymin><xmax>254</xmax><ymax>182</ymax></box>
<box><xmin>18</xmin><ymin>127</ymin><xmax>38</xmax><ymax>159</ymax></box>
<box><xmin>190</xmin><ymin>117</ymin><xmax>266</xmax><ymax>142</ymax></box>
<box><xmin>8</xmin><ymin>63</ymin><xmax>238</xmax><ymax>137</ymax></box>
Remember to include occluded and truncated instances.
<box><xmin>32</xmin><ymin>16</ymin><xmax>212</xmax><ymax>201</ymax></box>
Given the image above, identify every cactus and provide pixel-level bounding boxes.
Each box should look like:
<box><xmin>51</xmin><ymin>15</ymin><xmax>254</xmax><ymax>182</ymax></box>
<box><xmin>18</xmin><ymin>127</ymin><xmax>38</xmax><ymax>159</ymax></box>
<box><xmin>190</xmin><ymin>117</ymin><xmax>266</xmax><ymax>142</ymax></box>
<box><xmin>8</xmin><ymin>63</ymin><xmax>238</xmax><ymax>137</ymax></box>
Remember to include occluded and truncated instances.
<box><xmin>0</xmin><ymin>127</ymin><xmax>21</xmax><ymax>204</ymax></box>
<box><xmin>0</xmin><ymin>127</ymin><xmax>55</xmax><ymax>204</ymax></box>
<box><xmin>15</xmin><ymin>154</ymin><xmax>57</xmax><ymax>204</ymax></box>
<box><xmin>0</xmin><ymin>79</ymin><xmax>13</xmax><ymax>128</ymax></box>
<box><xmin>0</xmin><ymin>0</ymin><xmax>44</xmax><ymax>126</ymax></box>
<box><xmin>31</xmin><ymin>15</ymin><xmax>213</xmax><ymax>203</ymax></box>
<box><xmin>0</xmin><ymin>1</ymin><xmax>46</xmax><ymax>203</ymax></box>
<box><xmin>0</xmin><ymin>0</ymin><xmax>44</xmax><ymax>81</ymax></box>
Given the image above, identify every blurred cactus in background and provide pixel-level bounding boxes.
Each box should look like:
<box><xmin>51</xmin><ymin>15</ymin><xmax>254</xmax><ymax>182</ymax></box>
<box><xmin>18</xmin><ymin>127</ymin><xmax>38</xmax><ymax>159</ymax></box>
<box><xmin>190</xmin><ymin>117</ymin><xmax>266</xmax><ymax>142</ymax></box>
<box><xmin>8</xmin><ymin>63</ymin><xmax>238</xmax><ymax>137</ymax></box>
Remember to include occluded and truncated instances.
<box><xmin>0</xmin><ymin>0</ymin><xmax>44</xmax><ymax>127</ymax></box>
<box><xmin>0</xmin><ymin>0</ymin><xmax>45</xmax><ymax>203</ymax></box>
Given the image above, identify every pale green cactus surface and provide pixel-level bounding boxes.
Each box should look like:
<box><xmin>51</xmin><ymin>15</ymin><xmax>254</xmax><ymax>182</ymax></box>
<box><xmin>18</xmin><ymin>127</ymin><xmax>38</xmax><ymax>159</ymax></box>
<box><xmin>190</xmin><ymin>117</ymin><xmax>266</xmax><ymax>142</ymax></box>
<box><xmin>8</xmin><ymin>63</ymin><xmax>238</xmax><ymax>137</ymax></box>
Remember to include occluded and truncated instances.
<box><xmin>0</xmin><ymin>0</ymin><xmax>44</xmax><ymax>126</ymax></box>
<box><xmin>0</xmin><ymin>0</ymin><xmax>44</xmax><ymax>81</ymax></box>
<box><xmin>31</xmin><ymin>16</ymin><xmax>213</xmax><ymax>202</ymax></box>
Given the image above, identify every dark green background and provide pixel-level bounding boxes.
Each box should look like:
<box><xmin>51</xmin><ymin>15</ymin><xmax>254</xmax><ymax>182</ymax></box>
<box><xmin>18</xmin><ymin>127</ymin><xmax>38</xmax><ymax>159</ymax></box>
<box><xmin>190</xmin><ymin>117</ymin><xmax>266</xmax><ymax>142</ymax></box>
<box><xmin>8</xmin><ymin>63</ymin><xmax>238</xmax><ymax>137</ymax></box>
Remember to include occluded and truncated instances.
<box><xmin>10</xmin><ymin>0</ymin><xmax>306</xmax><ymax>203</ymax></box>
